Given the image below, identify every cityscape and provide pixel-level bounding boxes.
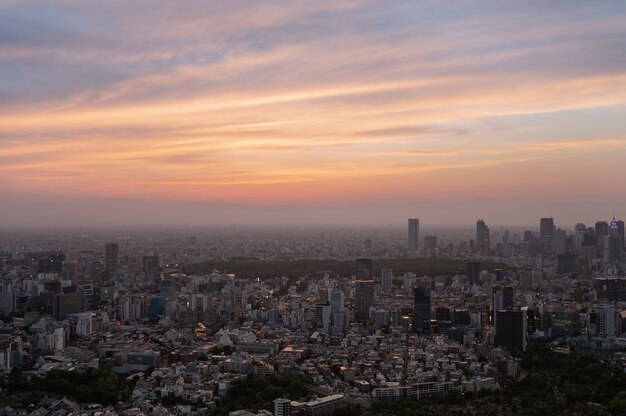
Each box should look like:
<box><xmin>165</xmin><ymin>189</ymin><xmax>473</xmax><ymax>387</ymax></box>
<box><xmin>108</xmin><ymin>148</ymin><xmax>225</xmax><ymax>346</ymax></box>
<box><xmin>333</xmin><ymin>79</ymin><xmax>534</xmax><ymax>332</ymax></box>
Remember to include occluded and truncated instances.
<box><xmin>1</xmin><ymin>217</ymin><xmax>626</xmax><ymax>415</ymax></box>
<box><xmin>2</xmin><ymin>1</ymin><xmax>626</xmax><ymax>416</ymax></box>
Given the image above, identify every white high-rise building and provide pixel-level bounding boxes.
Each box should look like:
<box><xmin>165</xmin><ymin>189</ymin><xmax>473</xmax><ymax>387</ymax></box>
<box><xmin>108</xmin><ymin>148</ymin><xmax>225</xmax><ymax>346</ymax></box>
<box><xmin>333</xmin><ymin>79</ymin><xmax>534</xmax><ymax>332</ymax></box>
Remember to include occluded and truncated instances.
<box><xmin>274</xmin><ymin>398</ymin><xmax>292</xmax><ymax>416</ymax></box>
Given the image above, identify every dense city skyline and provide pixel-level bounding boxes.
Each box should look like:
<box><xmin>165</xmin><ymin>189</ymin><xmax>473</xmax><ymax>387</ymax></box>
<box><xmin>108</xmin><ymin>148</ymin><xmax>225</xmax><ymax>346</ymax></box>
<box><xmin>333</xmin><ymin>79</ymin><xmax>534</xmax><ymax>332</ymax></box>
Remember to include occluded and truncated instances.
<box><xmin>2</xmin><ymin>1</ymin><xmax>626</xmax><ymax>226</ymax></box>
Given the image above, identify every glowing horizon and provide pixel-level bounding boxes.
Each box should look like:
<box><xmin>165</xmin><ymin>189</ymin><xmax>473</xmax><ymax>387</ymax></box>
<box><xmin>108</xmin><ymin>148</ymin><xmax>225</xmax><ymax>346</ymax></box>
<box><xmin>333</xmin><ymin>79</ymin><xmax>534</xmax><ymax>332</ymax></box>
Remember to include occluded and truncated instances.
<box><xmin>1</xmin><ymin>1</ymin><xmax>626</xmax><ymax>226</ymax></box>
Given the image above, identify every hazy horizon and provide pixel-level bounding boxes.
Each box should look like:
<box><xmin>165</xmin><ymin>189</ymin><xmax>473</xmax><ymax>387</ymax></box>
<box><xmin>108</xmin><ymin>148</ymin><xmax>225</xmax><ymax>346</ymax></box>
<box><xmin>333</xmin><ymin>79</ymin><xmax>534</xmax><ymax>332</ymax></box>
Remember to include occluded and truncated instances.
<box><xmin>0</xmin><ymin>193</ymin><xmax>621</xmax><ymax>229</ymax></box>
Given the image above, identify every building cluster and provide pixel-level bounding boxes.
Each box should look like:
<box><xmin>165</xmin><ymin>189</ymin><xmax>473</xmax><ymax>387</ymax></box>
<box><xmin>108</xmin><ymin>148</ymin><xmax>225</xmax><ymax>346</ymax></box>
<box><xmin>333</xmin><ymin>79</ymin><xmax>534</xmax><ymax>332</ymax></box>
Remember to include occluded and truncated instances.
<box><xmin>0</xmin><ymin>217</ymin><xmax>625</xmax><ymax>414</ymax></box>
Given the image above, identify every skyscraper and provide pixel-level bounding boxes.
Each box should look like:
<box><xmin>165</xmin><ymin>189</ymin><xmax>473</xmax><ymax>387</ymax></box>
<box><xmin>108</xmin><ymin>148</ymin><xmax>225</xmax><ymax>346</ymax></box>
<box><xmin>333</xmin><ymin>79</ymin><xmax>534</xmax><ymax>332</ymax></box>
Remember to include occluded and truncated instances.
<box><xmin>424</xmin><ymin>235</ymin><xmax>437</xmax><ymax>254</ymax></box>
<box><xmin>616</xmin><ymin>220</ymin><xmax>626</xmax><ymax>250</ymax></box>
<box><xmin>380</xmin><ymin>268</ymin><xmax>393</xmax><ymax>293</ymax></box>
<box><xmin>539</xmin><ymin>218</ymin><xmax>554</xmax><ymax>256</ymax></box>
<box><xmin>408</xmin><ymin>218</ymin><xmax>419</xmax><ymax>253</ymax></box>
<box><xmin>413</xmin><ymin>286</ymin><xmax>431</xmax><ymax>334</ymax></box>
<box><xmin>494</xmin><ymin>309</ymin><xmax>527</xmax><ymax>355</ymax></box>
<box><xmin>596</xmin><ymin>221</ymin><xmax>610</xmax><ymax>256</ymax></box>
<box><xmin>61</xmin><ymin>260</ymin><xmax>79</xmax><ymax>285</ymax></box>
<box><xmin>476</xmin><ymin>219</ymin><xmax>490</xmax><ymax>256</ymax></box>
<box><xmin>596</xmin><ymin>221</ymin><xmax>610</xmax><ymax>238</ymax></box>
<box><xmin>467</xmin><ymin>261</ymin><xmax>480</xmax><ymax>286</ymax></box>
<box><xmin>355</xmin><ymin>258</ymin><xmax>373</xmax><ymax>280</ymax></box>
<box><xmin>105</xmin><ymin>243</ymin><xmax>118</xmax><ymax>279</ymax></box>
<box><xmin>354</xmin><ymin>279</ymin><xmax>374</xmax><ymax>321</ymax></box>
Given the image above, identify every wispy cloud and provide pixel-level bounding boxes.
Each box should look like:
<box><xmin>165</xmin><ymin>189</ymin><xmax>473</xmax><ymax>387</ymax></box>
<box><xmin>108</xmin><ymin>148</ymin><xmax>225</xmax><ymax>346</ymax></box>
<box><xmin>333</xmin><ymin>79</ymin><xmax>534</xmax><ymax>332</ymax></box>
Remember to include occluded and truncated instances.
<box><xmin>1</xmin><ymin>0</ymin><xmax>626</xmax><ymax>224</ymax></box>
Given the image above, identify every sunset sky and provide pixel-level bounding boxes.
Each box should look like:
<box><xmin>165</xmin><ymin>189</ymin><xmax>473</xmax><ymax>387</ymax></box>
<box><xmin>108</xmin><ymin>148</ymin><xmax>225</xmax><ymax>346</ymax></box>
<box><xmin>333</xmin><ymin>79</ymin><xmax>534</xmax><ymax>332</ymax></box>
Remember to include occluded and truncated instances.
<box><xmin>1</xmin><ymin>1</ymin><xmax>626</xmax><ymax>227</ymax></box>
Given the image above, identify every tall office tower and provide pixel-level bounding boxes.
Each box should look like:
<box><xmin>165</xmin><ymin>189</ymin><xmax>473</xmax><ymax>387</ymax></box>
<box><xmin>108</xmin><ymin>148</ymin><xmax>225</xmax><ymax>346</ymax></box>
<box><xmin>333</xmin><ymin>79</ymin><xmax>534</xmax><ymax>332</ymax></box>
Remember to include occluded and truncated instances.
<box><xmin>494</xmin><ymin>309</ymin><xmax>527</xmax><ymax>355</ymax></box>
<box><xmin>329</xmin><ymin>289</ymin><xmax>345</xmax><ymax>312</ymax></box>
<box><xmin>492</xmin><ymin>283</ymin><xmax>510</xmax><ymax>307</ymax></box>
<box><xmin>315</xmin><ymin>303</ymin><xmax>332</xmax><ymax>331</ymax></box>
<box><xmin>595</xmin><ymin>304</ymin><xmax>616</xmax><ymax>336</ymax></box>
<box><xmin>553</xmin><ymin>228</ymin><xmax>567</xmax><ymax>255</ymax></box>
<box><xmin>539</xmin><ymin>218</ymin><xmax>554</xmax><ymax>256</ymax></box>
<box><xmin>61</xmin><ymin>260</ymin><xmax>79</xmax><ymax>285</ymax></box>
<box><xmin>574</xmin><ymin>223</ymin><xmax>586</xmax><ymax>254</ymax></box>
<box><xmin>355</xmin><ymin>258</ymin><xmax>373</xmax><ymax>280</ymax></box>
<box><xmin>523</xmin><ymin>230</ymin><xmax>534</xmax><ymax>242</ymax></box>
<box><xmin>380</xmin><ymin>268</ymin><xmax>393</xmax><ymax>293</ymax></box>
<box><xmin>611</xmin><ymin>215</ymin><xmax>619</xmax><ymax>236</ymax></box>
<box><xmin>142</xmin><ymin>254</ymin><xmax>160</xmax><ymax>282</ymax></box>
<box><xmin>0</xmin><ymin>281</ymin><xmax>15</xmax><ymax>317</ymax></box>
<box><xmin>540</xmin><ymin>218</ymin><xmax>554</xmax><ymax>238</ymax></box>
<box><xmin>329</xmin><ymin>289</ymin><xmax>346</xmax><ymax>332</ymax></box>
<box><xmin>606</xmin><ymin>235</ymin><xmax>621</xmax><ymax>263</ymax></box>
<box><xmin>408</xmin><ymin>218</ymin><xmax>420</xmax><ymax>253</ymax></box>
<box><xmin>596</xmin><ymin>221</ymin><xmax>610</xmax><ymax>238</ymax></box>
<box><xmin>354</xmin><ymin>280</ymin><xmax>374</xmax><ymax>321</ymax></box>
<box><xmin>413</xmin><ymin>286</ymin><xmax>431</xmax><ymax>334</ymax></box>
<box><xmin>424</xmin><ymin>235</ymin><xmax>437</xmax><ymax>254</ymax></box>
<box><xmin>492</xmin><ymin>285</ymin><xmax>514</xmax><ymax>327</ymax></box>
<box><xmin>617</xmin><ymin>220</ymin><xmax>625</xmax><ymax>249</ymax></box>
<box><xmin>476</xmin><ymin>219</ymin><xmax>490</xmax><ymax>256</ymax></box>
<box><xmin>466</xmin><ymin>261</ymin><xmax>481</xmax><ymax>286</ymax></box>
<box><xmin>596</xmin><ymin>221</ymin><xmax>610</xmax><ymax>256</ymax></box>
<box><xmin>53</xmin><ymin>292</ymin><xmax>81</xmax><ymax>320</ymax></box>
<box><xmin>105</xmin><ymin>243</ymin><xmax>119</xmax><ymax>279</ymax></box>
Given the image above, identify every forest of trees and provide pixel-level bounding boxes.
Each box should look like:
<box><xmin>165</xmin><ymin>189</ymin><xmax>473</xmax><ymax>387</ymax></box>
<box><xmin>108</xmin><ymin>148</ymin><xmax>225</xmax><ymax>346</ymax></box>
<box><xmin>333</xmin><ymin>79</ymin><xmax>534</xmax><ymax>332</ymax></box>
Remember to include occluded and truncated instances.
<box><xmin>0</xmin><ymin>365</ymin><xmax>134</xmax><ymax>407</ymax></box>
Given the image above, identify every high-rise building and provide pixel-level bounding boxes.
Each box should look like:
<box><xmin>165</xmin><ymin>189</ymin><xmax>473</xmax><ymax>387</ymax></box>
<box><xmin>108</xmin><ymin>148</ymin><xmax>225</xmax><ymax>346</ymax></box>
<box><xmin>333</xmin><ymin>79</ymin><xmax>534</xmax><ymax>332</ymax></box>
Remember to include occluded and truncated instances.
<box><xmin>355</xmin><ymin>258</ymin><xmax>373</xmax><ymax>280</ymax></box>
<box><xmin>494</xmin><ymin>309</ymin><xmax>527</xmax><ymax>355</ymax></box>
<box><xmin>408</xmin><ymin>218</ymin><xmax>419</xmax><ymax>253</ymax></box>
<box><xmin>553</xmin><ymin>228</ymin><xmax>566</xmax><ymax>255</ymax></box>
<box><xmin>105</xmin><ymin>243</ymin><xmax>119</xmax><ymax>279</ymax></box>
<box><xmin>595</xmin><ymin>220</ymin><xmax>609</xmax><ymax>253</ymax></box>
<box><xmin>492</xmin><ymin>285</ymin><xmax>514</xmax><ymax>315</ymax></box>
<box><xmin>354</xmin><ymin>280</ymin><xmax>374</xmax><ymax>321</ymax></box>
<box><xmin>466</xmin><ymin>261</ymin><xmax>481</xmax><ymax>286</ymax></box>
<box><xmin>476</xmin><ymin>219</ymin><xmax>490</xmax><ymax>256</ymax></box>
<box><xmin>413</xmin><ymin>286</ymin><xmax>431</xmax><ymax>334</ymax></box>
<box><xmin>595</xmin><ymin>304</ymin><xmax>616</xmax><ymax>336</ymax></box>
<box><xmin>617</xmin><ymin>220</ymin><xmax>625</xmax><ymax>249</ymax></box>
<box><xmin>315</xmin><ymin>303</ymin><xmax>332</xmax><ymax>332</ymax></box>
<box><xmin>380</xmin><ymin>268</ymin><xmax>393</xmax><ymax>293</ymax></box>
<box><xmin>539</xmin><ymin>218</ymin><xmax>554</xmax><ymax>256</ymax></box>
<box><xmin>540</xmin><ymin>218</ymin><xmax>554</xmax><ymax>238</ymax></box>
<box><xmin>557</xmin><ymin>254</ymin><xmax>579</xmax><ymax>274</ymax></box>
<box><xmin>0</xmin><ymin>281</ymin><xmax>15</xmax><ymax>317</ymax></box>
<box><xmin>596</xmin><ymin>221</ymin><xmax>610</xmax><ymax>238</ymax></box>
<box><xmin>606</xmin><ymin>235</ymin><xmax>621</xmax><ymax>263</ymax></box>
<box><xmin>424</xmin><ymin>235</ymin><xmax>437</xmax><ymax>254</ymax></box>
<box><xmin>53</xmin><ymin>292</ymin><xmax>81</xmax><ymax>320</ymax></box>
<box><xmin>142</xmin><ymin>254</ymin><xmax>160</xmax><ymax>282</ymax></box>
<box><xmin>574</xmin><ymin>223</ymin><xmax>586</xmax><ymax>254</ymax></box>
<box><xmin>62</xmin><ymin>260</ymin><xmax>79</xmax><ymax>285</ymax></box>
<box><xmin>329</xmin><ymin>289</ymin><xmax>345</xmax><ymax>312</ymax></box>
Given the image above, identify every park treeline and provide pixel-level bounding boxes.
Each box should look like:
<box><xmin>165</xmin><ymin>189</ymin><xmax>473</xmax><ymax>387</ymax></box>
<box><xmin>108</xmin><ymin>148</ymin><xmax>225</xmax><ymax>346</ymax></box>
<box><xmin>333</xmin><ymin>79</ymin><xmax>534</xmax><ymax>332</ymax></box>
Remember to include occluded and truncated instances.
<box><xmin>207</xmin><ymin>373</ymin><xmax>313</xmax><ymax>416</ymax></box>
<box><xmin>1</xmin><ymin>365</ymin><xmax>133</xmax><ymax>407</ymax></box>
<box><xmin>185</xmin><ymin>258</ymin><xmax>509</xmax><ymax>280</ymax></box>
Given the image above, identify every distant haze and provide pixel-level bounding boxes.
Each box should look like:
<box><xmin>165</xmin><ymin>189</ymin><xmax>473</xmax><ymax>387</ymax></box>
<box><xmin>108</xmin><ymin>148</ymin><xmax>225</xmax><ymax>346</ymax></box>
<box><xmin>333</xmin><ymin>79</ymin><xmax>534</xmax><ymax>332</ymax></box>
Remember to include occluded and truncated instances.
<box><xmin>1</xmin><ymin>1</ymin><xmax>626</xmax><ymax>227</ymax></box>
